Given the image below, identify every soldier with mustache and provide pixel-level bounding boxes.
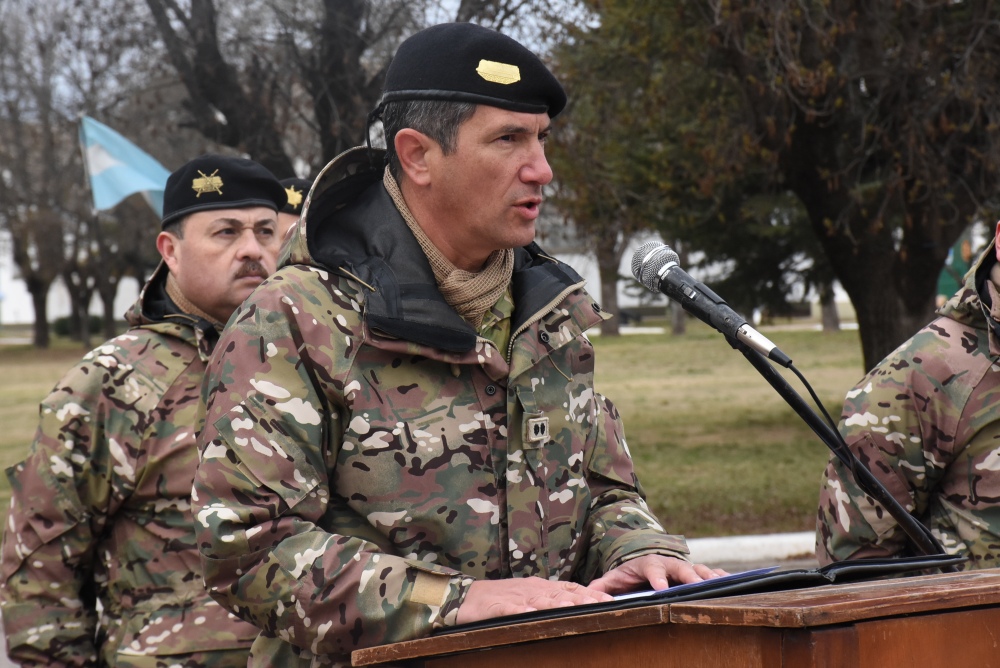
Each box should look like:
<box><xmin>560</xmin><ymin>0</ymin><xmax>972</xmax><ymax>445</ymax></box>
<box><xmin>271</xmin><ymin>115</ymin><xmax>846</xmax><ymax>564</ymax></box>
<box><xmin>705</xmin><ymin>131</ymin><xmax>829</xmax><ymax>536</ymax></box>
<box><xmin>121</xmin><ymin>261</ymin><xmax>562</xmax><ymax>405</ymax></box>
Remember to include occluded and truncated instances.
<box><xmin>0</xmin><ymin>154</ymin><xmax>286</xmax><ymax>667</ymax></box>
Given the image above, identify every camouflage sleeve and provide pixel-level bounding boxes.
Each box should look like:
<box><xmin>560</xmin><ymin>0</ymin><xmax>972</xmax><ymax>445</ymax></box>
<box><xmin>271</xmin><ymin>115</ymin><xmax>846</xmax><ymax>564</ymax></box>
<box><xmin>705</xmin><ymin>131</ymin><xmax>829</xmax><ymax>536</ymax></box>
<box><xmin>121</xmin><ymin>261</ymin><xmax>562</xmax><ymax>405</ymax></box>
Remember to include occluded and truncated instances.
<box><xmin>816</xmin><ymin>329</ymin><xmax>968</xmax><ymax>564</ymax></box>
<box><xmin>0</xmin><ymin>352</ymin><xmax>133</xmax><ymax>666</ymax></box>
<box><xmin>578</xmin><ymin>393</ymin><xmax>690</xmax><ymax>582</ymax></box>
<box><xmin>194</xmin><ymin>274</ymin><xmax>473</xmax><ymax>661</ymax></box>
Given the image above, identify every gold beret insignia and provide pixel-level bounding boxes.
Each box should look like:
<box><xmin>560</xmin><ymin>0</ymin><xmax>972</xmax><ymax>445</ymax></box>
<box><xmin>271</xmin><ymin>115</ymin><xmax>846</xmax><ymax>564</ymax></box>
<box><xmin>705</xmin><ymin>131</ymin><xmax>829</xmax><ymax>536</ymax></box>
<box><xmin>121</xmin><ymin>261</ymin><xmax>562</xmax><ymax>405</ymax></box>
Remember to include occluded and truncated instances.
<box><xmin>285</xmin><ymin>185</ymin><xmax>304</xmax><ymax>210</ymax></box>
<box><xmin>476</xmin><ymin>60</ymin><xmax>521</xmax><ymax>85</ymax></box>
<box><xmin>192</xmin><ymin>169</ymin><xmax>223</xmax><ymax>197</ymax></box>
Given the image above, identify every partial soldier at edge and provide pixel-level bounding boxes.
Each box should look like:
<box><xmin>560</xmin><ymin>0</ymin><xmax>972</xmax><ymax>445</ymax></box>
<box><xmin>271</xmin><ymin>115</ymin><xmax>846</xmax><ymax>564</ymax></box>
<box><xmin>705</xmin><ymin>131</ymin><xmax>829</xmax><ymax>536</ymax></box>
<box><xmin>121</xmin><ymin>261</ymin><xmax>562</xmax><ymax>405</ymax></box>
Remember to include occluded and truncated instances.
<box><xmin>817</xmin><ymin>219</ymin><xmax>1000</xmax><ymax>569</ymax></box>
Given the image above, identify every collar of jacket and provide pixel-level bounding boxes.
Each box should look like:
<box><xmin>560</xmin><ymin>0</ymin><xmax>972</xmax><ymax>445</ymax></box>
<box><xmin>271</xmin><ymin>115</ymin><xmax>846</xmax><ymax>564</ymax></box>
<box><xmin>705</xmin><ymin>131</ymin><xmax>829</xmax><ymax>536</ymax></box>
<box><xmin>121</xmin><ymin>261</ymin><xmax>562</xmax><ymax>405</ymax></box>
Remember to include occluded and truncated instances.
<box><xmin>968</xmin><ymin>240</ymin><xmax>1000</xmax><ymax>355</ymax></box>
<box><xmin>125</xmin><ymin>260</ymin><xmax>220</xmax><ymax>360</ymax></box>
<box><xmin>303</xmin><ymin>147</ymin><xmax>588</xmax><ymax>353</ymax></box>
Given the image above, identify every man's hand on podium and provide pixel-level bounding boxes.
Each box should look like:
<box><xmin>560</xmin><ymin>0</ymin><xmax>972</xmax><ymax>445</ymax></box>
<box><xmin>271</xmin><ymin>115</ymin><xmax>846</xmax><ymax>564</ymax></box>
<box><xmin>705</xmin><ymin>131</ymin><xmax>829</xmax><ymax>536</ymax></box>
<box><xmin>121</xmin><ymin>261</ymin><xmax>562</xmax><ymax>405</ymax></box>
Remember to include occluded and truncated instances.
<box><xmin>587</xmin><ymin>555</ymin><xmax>728</xmax><ymax>595</ymax></box>
<box><xmin>455</xmin><ymin>578</ymin><xmax>614</xmax><ymax>625</ymax></box>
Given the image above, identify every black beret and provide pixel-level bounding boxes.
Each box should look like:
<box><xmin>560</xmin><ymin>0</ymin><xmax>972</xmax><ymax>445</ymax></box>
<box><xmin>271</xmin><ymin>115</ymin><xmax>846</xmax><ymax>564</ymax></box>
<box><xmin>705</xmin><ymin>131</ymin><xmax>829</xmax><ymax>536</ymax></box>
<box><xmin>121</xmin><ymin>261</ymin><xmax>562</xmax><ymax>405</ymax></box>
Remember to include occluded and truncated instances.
<box><xmin>161</xmin><ymin>154</ymin><xmax>287</xmax><ymax>228</ymax></box>
<box><xmin>379</xmin><ymin>22</ymin><xmax>566</xmax><ymax>117</ymax></box>
<box><xmin>280</xmin><ymin>177</ymin><xmax>313</xmax><ymax>215</ymax></box>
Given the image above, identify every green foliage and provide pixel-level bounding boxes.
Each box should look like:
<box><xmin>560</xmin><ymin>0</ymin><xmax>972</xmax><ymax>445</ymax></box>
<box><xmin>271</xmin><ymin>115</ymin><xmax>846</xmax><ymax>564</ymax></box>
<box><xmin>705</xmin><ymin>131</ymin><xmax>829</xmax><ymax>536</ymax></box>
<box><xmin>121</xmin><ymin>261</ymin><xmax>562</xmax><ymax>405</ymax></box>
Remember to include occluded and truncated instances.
<box><xmin>550</xmin><ymin>0</ymin><xmax>1000</xmax><ymax>369</ymax></box>
<box><xmin>548</xmin><ymin>1</ymin><xmax>820</xmax><ymax>323</ymax></box>
<box><xmin>703</xmin><ymin>0</ymin><xmax>1000</xmax><ymax>368</ymax></box>
<box><xmin>549</xmin><ymin>0</ymin><xmax>737</xmax><ymax>237</ymax></box>
<box><xmin>51</xmin><ymin>315</ymin><xmax>103</xmax><ymax>339</ymax></box>
<box><xmin>592</xmin><ymin>323</ymin><xmax>864</xmax><ymax>537</ymax></box>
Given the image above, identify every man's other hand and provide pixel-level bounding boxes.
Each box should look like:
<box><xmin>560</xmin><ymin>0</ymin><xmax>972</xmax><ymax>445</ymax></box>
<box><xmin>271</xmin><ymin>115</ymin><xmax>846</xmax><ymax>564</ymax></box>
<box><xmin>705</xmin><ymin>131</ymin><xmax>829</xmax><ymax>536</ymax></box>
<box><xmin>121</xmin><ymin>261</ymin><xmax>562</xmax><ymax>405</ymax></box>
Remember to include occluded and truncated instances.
<box><xmin>587</xmin><ymin>555</ymin><xmax>727</xmax><ymax>595</ymax></box>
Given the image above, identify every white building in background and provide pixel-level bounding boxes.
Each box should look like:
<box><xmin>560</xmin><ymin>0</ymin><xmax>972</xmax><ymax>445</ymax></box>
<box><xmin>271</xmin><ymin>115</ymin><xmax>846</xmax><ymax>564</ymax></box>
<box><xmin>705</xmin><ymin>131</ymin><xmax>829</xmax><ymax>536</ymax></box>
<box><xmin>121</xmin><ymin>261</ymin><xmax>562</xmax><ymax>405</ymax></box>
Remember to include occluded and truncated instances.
<box><xmin>1</xmin><ymin>213</ymin><xmax>654</xmax><ymax>328</ymax></box>
<box><xmin>0</xmin><ymin>230</ymin><xmax>139</xmax><ymax>327</ymax></box>
<box><xmin>3</xmin><ymin>207</ymin><xmax>866</xmax><ymax>329</ymax></box>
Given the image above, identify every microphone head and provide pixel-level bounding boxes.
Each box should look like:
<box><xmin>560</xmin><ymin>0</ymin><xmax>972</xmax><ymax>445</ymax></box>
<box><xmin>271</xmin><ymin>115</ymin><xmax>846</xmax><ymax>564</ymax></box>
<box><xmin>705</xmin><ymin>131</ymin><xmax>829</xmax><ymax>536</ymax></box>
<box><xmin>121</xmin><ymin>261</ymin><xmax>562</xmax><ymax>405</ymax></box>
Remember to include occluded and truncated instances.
<box><xmin>631</xmin><ymin>241</ymin><xmax>679</xmax><ymax>292</ymax></box>
<box><xmin>631</xmin><ymin>241</ymin><xmax>661</xmax><ymax>282</ymax></box>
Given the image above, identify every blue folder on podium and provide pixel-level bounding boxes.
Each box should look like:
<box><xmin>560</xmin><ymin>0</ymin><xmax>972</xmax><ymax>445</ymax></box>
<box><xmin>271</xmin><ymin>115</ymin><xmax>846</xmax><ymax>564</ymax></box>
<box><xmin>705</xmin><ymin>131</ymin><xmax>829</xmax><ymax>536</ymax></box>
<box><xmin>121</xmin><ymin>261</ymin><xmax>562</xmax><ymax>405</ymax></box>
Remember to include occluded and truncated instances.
<box><xmin>434</xmin><ymin>553</ymin><xmax>966</xmax><ymax>635</ymax></box>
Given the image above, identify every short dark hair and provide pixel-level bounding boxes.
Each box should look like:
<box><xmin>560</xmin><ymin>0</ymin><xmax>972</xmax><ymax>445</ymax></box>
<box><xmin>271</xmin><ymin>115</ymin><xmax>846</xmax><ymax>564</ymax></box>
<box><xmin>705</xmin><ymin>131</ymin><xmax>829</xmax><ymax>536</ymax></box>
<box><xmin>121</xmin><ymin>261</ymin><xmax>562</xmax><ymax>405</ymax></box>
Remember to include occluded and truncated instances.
<box><xmin>161</xmin><ymin>216</ymin><xmax>186</xmax><ymax>238</ymax></box>
<box><xmin>380</xmin><ymin>99</ymin><xmax>478</xmax><ymax>181</ymax></box>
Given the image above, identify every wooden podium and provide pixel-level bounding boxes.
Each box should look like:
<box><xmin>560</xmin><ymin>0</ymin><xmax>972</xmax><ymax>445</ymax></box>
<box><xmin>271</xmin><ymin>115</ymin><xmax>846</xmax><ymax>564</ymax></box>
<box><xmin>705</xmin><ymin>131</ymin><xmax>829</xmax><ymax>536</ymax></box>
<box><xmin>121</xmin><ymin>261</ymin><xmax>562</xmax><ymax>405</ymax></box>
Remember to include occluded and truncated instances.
<box><xmin>353</xmin><ymin>569</ymin><xmax>1000</xmax><ymax>667</ymax></box>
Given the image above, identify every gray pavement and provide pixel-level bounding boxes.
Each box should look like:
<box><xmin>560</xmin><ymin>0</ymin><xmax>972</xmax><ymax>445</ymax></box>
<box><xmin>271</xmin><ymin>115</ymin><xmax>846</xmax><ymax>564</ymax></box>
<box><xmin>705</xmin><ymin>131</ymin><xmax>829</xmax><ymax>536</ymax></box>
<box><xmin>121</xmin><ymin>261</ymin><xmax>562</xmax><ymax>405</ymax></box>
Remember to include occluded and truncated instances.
<box><xmin>689</xmin><ymin>530</ymin><xmax>818</xmax><ymax>572</ymax></box>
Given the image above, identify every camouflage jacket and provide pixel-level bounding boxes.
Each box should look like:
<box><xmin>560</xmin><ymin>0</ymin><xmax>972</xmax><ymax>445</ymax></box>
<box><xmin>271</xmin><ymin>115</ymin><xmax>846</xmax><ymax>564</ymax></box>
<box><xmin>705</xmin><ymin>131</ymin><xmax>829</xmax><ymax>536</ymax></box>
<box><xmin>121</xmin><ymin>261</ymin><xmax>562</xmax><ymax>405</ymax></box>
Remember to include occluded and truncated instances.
<box><xmin>193</xmin><ymin>149</ymin><xmax>690</xmax><ymax>667</ymax></box>
<box><xmin>817</xmin><ymin>242</ymin><xmax>1000</xmax><ymax>568</ymax></box>
<box><xmin>0</xmin><ymin>264</ymin><xmax>258</xmax><ymax>667</ymax></box>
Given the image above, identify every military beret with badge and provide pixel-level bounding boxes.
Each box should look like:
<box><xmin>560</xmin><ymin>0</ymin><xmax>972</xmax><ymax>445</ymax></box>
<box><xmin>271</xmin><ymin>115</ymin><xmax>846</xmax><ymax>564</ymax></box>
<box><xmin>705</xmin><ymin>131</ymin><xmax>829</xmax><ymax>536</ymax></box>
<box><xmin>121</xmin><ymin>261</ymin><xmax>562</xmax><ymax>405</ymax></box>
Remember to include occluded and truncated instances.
<box><xmin>280</xmin><ymin>177</ymin><xmax>313</xmax><ymax>215</ymax></box>
<box><xmin>160</xmin><ymin>154</ymin><xmax>287</xmax><ymax>228</ymax></box>
<box><xmin>374</xmin><ymin>22</ymin><xmax>566</xmax><ymax>118</ymax></box>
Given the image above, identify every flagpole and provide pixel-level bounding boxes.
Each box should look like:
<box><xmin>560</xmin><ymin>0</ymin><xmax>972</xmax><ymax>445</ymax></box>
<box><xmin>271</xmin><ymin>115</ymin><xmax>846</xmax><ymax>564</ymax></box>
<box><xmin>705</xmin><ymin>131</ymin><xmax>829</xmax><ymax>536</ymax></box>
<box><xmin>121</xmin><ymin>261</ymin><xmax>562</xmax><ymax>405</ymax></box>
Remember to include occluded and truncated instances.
<box><xmin>77</xmin><ymin>114</ymin><xmax>98</xmax><ymax>217</ymax></box>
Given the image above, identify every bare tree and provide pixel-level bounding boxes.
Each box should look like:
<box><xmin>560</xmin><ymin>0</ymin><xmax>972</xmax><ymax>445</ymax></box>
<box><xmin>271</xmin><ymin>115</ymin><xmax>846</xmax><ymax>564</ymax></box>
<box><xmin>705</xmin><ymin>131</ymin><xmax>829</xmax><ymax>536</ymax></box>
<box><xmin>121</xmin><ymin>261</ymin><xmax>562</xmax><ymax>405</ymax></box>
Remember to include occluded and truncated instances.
<box><xmin>0</xmin><ymin>2</ymin><xmax>84</xmax><ymax>347</ymax></box>
<box><xmin>145</xmin><ymin>0</ymin><xmax>566</xmax><ymax>176</ymax></box>
<box><xmin>704</xmin><ymin>0</ymin><xmax>1000</xmax><ymax>368</ymax></box>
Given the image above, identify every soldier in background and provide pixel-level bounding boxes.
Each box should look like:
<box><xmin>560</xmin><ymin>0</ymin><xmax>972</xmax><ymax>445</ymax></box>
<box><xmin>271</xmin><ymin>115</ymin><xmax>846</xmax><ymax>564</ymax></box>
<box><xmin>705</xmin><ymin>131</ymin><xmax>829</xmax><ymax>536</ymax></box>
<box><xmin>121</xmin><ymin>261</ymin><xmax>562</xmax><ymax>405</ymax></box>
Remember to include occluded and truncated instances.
<box><xmin>193</xmin><ymin>23</ymin><xmax>722</xmax><ymax>667</ymax></box>
<box><xmin>0</xmin><ymin>155</ymin><xmax>286</xmax><ymax>667</ymax></box>
<box><xmin>817</xmin><ymin>220</ymin><xmax>1000</xmax><ymax>569</ymax></box>
<box><xmin>935</xmin><ymin>232</ymin><xmax>974</xmax><ymax>309</ymax></box>
<box><xmin>278</xmin><ymin>176</ymin><xmax>312</xmax><ymax>239</ymax></box>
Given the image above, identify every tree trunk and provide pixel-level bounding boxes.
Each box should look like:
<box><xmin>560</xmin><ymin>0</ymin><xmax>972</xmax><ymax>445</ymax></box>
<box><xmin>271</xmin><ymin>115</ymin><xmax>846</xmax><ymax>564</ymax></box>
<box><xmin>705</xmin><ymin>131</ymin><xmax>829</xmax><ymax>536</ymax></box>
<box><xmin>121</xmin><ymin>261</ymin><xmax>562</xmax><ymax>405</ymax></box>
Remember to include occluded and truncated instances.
<box><xmin>79</xmin><ymin>292</ymin><xmax>93</xmax><ymax>350</ymax></box>
<box><xmin>784</xmin><ymin>123</ymin><xmax>949</xmax><ymax>372</ymax></box>
<box><xmin>819</xmin><ymin>280</ymin><xmax>840</xmax><ymax>333</ymax></box>
<box><xmin>99</xmin><ymin>284</ymin><xmax>119</xmax><ymax>340</ymax></box>
<box><xmin>815</xmin><ymin>215</ymin><xmax>937</xmax><ymax>371</ymax></box>
<box><xmin>670</xmin><ymin>300</ymin><xmax>686</xmax><ymax>335</ymax></box>
<box><xmin>596</xmin><ymin>240</ymin><xmax>622</xmax><ymax>336</ymax></box>
<box><xmin>671</xmin><ymin>239</ymin><xmax>688</xmax><ymax>336</ymax></box>
<box><xmin>64</xmin><ymin>272</ymin><xmax>95</xmax><ymax>346</ymax></box>
<box><xmin>849</xmin><ymin>286</ymin><xmax>931</xmax><ymax>372</ymax></box>
<box><xmin>145</xmin><ymin>0</ymin><xmax>296</xmax><ymax>176</ymax></box>
<box><xmin>30</xmin><ymin>288</ymin><xmax>49</xmax><ymax>349</ymax></box>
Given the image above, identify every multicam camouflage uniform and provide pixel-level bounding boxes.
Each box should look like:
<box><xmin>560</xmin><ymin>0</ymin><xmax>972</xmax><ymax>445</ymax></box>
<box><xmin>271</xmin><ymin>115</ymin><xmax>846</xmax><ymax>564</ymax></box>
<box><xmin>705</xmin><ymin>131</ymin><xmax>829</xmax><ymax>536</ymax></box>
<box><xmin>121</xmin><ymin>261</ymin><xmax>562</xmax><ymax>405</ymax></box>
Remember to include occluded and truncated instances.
<box><xmin>193</xmin><ymin>149</ymin><xmax>690</xmax><ymax>666</ymax></box>
<box><xmin>817</xmin><ymin>241</ymin><xmax>1000</xmax><ymax>569</ymax></box>
<box><xmin>0</xmin><ymin>264</ymin><xmax>258</xmax><ymax>667</ymax></box>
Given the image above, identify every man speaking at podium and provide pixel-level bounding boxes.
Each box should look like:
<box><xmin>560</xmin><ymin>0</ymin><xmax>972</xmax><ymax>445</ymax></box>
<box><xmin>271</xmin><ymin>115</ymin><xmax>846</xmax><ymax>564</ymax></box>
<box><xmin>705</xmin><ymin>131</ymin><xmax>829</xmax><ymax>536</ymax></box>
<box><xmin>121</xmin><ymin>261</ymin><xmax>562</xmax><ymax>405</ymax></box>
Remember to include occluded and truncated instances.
<box><xmin>192</xmin><ymin>22</ymin><xmax>721</xmax><ymax>666</ymax></box>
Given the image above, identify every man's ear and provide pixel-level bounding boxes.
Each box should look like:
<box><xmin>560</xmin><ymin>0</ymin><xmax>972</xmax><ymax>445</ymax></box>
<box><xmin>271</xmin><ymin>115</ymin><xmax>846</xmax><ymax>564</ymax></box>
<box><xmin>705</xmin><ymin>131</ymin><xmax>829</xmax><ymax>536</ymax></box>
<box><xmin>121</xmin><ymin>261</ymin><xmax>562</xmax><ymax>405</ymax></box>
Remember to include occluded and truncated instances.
<box><xmin>995</xmin><ymin>220</ymin><xmax>1000</xmax><ymax>261</ymax></box>
<box><xmin>157</xmin><ymin>231</ymin><xmax>180</xmax><ymax>272</ymax></box>
<box><xmin>394</xmin><ymin>129</ymin><xmax>437</xmax><ymax>187</ymax></box>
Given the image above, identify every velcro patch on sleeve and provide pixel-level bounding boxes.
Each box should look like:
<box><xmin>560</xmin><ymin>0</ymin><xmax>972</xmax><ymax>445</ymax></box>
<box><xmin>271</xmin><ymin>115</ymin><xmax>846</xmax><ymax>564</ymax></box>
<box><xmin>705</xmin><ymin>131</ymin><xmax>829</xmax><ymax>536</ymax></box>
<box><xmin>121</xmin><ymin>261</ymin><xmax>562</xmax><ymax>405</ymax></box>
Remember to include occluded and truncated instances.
<box><xmin>411</xmin><ymin>570</ymin><xmax>450</xmax><ymax>607</ymax></box>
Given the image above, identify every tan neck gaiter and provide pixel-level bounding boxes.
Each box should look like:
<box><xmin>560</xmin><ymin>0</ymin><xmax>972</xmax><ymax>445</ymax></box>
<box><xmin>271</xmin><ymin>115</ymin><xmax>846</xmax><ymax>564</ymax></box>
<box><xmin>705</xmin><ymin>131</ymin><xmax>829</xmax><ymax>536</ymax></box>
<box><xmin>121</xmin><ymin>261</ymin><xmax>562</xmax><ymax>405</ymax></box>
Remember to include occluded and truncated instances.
<box><xmin>384</xmin><ymin>169</ymin><xmax>513</xmax><ymax>330</ymax></box>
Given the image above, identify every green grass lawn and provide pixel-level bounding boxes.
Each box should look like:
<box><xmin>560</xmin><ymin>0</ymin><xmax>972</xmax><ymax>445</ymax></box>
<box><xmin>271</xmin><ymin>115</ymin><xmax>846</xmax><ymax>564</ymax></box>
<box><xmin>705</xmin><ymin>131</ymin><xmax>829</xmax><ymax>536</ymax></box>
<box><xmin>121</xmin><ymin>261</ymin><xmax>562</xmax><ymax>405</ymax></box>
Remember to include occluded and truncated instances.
<box><xmin>0</xmin><ymin>322</ymin><xmax>866</xmax><ymax>538</ymax></box>
<box><xmin>593</xmin><ymin>322</ymin><xmax>865</xmax><ymax>538</ymax></box>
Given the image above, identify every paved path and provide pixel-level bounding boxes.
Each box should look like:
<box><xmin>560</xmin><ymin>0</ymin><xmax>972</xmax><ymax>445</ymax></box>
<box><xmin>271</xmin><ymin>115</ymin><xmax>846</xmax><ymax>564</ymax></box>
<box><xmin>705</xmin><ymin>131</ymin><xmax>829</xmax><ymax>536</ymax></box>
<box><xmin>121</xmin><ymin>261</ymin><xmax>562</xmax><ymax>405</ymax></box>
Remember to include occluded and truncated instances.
<box><xmin>689</xmin><ymin>530</ymin><xmax>818</xmax><ymax>572</ymax></box>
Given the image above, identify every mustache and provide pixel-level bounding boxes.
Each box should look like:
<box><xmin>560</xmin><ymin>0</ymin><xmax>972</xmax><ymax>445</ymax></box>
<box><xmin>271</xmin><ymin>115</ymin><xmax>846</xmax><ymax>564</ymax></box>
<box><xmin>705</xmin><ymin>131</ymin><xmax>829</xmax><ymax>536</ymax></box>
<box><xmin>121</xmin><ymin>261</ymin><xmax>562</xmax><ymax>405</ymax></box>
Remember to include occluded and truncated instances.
<box><xmin>234</xmin><ymin>260</ymin><xmax>269</xmax><ymax>279</ymax></box>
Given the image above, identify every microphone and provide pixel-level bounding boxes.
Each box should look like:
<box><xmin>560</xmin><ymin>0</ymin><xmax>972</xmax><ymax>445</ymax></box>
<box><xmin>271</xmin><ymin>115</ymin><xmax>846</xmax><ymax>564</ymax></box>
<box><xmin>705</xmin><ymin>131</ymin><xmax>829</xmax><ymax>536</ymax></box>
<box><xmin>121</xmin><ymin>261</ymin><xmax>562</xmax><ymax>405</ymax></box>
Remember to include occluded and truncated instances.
<box><xmin>630</xmin><ymin>241</ymin><xmax>793</xmax><ymax>368</ymax></box>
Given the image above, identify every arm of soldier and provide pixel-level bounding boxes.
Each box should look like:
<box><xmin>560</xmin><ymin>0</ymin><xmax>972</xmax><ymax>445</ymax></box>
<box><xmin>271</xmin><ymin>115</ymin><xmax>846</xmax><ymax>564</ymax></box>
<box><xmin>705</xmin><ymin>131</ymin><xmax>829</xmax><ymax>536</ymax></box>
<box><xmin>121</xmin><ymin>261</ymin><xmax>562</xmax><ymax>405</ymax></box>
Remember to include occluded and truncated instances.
<box><xmin>816</xmin><ymin>357</ymin><xmax>952</xmax><ymax>564</ymax></box>
<box><xmin>194</xmin><ymin>276</ymin><xmax>474</xmax><ymax>657</ymax></box>
<box><xmin>0</xmin><ymin>358</ymin><xmax>127</xmax><ymax>666</ymax></box>
<box><xmin>576</xmin><ymin>393</ymin><xmax>694</xmax><ymax>587</ymax></box>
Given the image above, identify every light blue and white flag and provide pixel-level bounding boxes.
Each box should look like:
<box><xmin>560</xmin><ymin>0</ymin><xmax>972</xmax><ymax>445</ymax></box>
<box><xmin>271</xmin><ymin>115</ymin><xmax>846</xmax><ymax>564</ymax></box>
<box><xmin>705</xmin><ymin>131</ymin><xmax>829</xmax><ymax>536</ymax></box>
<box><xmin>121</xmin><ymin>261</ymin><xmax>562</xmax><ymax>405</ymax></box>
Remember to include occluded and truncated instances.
<box><xmin>79</xmin><ymin>116</ymin><xmax>170</xmax><ymax>216</ymax></box>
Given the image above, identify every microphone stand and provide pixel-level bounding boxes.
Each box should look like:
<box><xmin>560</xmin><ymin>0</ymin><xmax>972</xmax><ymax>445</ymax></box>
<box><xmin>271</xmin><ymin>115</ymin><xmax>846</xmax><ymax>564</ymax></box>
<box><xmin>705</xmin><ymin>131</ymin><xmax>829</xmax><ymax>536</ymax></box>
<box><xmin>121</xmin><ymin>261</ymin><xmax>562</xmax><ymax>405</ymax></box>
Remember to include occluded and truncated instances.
<box><xmin>727</xmin><ymin>336</ymin><xmax>954</xmax><ymax>569</ymax></box>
